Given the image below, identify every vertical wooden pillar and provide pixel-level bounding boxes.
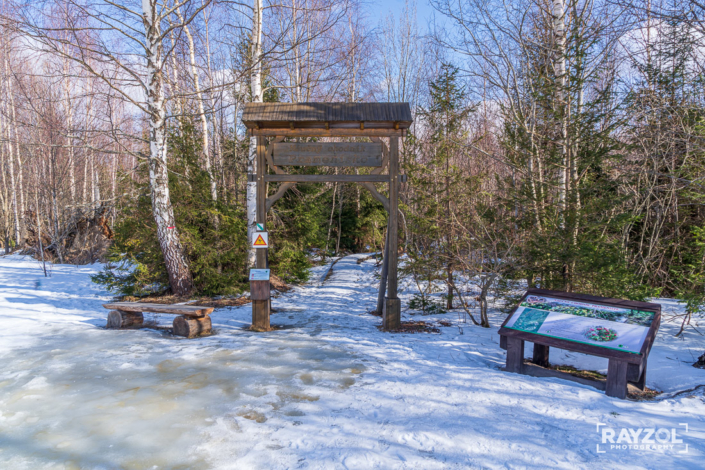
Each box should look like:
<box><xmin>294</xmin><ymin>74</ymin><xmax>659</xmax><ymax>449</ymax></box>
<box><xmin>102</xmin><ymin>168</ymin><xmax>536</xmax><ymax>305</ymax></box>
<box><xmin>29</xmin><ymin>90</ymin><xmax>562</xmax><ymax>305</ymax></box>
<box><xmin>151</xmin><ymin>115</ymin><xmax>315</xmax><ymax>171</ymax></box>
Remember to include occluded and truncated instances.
<box><xmin>376</xmin><ymin>229</ymin><xmax>389</xmax><ymax>316</ymax></box>
<box><xmin>383</xmin><ymin>136</ymin><xmax>401</xmax><ymax>330</ymax></box>
<box><xmin>628</xmin><ymin>361</ymin><xmax>646</xmax><ymax>391</ymax></box>
<box><xmin>505</xmin><ymin>337</ymin><xmax>525</xmax><ymax>373</ymax></box>
<box><xmin>252</xmin><ymin>135</ymin><xmax>271</xmax><ymax>331</ymax></box>
<box><xmin>606</xmin><ymin>359</ymin><xmax>628</xmax><ymax>399</ymax></box>
<box><xmin>532</xmin><ymin>344</ymin><xmax>550</xmax><ymax>368</ymax></box>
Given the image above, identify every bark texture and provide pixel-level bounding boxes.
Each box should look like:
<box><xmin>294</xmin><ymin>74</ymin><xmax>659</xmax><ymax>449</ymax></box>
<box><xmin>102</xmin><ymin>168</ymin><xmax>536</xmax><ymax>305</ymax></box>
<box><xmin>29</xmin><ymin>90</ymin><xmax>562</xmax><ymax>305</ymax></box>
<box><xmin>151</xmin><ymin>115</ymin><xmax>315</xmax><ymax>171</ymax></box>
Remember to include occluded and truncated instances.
<box><xmin>143</xmin><ymin>0</ymin><xmax>193</xmax><ymax>296</ymax></box>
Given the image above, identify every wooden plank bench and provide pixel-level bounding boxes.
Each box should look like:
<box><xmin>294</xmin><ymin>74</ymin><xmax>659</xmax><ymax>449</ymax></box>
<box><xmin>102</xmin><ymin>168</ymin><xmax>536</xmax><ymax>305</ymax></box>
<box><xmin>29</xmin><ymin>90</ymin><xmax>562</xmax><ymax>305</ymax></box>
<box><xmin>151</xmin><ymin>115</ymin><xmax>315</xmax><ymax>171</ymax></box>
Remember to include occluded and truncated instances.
<box><xmin>103</xmin><ymin>302</ymin><xmax>214</xmax><ymax>338</ymax></box>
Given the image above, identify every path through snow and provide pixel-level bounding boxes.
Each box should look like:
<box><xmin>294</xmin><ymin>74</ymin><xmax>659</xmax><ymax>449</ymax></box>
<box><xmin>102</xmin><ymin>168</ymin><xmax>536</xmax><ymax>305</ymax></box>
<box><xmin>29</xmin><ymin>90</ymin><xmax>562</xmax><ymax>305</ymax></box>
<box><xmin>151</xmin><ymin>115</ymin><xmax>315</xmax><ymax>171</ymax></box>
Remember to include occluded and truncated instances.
<box><xmin>0</xmin><ymin>254</ymin><xmax>704</xmax><ymax>469</ymax></box>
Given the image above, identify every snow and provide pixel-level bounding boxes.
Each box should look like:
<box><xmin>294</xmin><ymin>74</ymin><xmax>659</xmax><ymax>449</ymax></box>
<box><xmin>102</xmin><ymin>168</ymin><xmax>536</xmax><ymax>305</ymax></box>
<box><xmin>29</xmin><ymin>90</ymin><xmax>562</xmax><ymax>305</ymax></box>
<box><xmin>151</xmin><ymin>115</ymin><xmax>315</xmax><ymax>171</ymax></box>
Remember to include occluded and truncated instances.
<box><xmin>0</xmin><ymin>253</ymin><xmax>704</xmax><ymax>469</ymax></box>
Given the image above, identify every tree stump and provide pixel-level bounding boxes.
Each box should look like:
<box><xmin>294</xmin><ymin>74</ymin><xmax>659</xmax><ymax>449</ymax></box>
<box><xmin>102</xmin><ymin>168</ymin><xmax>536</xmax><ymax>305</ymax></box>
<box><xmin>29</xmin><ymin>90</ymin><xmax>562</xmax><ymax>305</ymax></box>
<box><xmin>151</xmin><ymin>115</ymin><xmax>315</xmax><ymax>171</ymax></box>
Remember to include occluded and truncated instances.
<box><xmin>107</xmin><ymin>310</ymin><xmax>144</xmax><ymax>329</ymax></box>
<box><xmin>173</xmin><ymin>315</ymin><xmax>212</xmax><ymax>338</ymax></box>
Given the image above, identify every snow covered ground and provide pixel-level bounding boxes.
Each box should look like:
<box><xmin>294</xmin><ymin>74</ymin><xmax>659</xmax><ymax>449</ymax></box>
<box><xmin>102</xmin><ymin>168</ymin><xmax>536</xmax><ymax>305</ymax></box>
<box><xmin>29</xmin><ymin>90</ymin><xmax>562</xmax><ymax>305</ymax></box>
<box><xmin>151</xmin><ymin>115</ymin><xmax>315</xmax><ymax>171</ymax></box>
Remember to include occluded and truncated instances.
<box><xmin>0</xmin><ymin>253</ymin><xmax>703</xmax><ymax>469</ymax></box>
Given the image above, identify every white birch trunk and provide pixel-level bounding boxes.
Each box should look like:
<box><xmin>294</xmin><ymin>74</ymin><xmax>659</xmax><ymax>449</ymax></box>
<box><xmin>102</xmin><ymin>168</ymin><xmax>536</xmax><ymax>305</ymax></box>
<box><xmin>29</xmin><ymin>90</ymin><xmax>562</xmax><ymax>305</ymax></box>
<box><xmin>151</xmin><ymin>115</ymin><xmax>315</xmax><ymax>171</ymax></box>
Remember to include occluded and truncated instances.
<box><xmin>552</xmin><ymin>0</ymin><xmax>568</xmax><ymax>221</ymax></box>
<box><xmin>143</xmin><ymin>0</ymin><xmax>193</xmax><ymax>296</ymax></box>
<box><xmin>2</xmin><ymin>74</ymin><xmax>20</xmax><ymax>245</ymax></box>
<box><xmin>247</xmin><ymin>0</ymin><xmax>264</xmax><ymax>267</ymax></box>
<box><xmin>84</xmin><ymin>74</ymin><xmax>95</xmax><ymax>206</ymax></box>
<box><xmin>3</xmin><ymin>47</ymin><xmax>21</xmax><ymax>245</ymax></box>
<box><xmin>167</xmin><ymin>27</ymin><xmax>183</xmax><ymax>137</ymax></box>
<box><xmin>203</xmin><ymin>9</ymin><xmax>224</xmax><ymax>197</ymax></box>
<box><xmin>9</xmin><ymin>79</ymin><xmax>24</xmax><ymax>229</ymax></box>
<box><xmin>177</xmin><ymin>9</ymin><xmax>217</xmax><ymax>202</ymax></box>
<box><xmin>83</xmin><ymin>154</ymin><xmax>89</xmax><ymax>204</ymax></box>
<box><xmin>63</xmin><ymin>55</ymin><xmax>76</xmax><ymax>204</ymax></box>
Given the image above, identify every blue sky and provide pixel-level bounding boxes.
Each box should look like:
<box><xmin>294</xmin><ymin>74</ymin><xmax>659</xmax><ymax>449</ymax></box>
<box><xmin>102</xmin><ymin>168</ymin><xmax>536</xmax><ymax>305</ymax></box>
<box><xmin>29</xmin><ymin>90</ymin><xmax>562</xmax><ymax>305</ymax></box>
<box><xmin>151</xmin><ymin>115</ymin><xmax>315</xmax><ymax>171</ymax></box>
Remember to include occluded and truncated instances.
<box><xmin>365</xmin><ymin>0</ymin><xmax>439</xmax><ymax>31</ymax></box>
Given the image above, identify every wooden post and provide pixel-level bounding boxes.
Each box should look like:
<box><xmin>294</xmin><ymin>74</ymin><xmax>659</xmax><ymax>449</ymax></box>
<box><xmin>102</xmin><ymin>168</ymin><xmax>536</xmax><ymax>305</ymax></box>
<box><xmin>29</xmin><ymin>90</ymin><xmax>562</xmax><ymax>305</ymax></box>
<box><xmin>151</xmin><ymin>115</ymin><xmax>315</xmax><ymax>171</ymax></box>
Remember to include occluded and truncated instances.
<box><xmin>383</xmin><ymin>136</ymin><xmax>401</xmax><ymax>330</ymax></box>
<box><xmin>606</xmin><ymin>358</ymin><xmax>628</xmax><ymax>399</ymax></box>
<box><xmin>252</xmin><ymin>135</ymin><xmax>271</xmax><ymax>331</ymax></box>
<box><xmin>628</xmin><ymin>360</ymin><xmax>646</xmax><ymax>391</ymax></box>
<box><xmin>505</xmin><ymin>337</ymin><xmax>525</xmax><ymax>373</ymax></box>
<box><xmin>532</xmin><ymin>344</ymin><xmax>550</xmax><ymax>368</ymax></box>
<box><xmin>376</xmin><ymin>228</ymin><xmax>389</xmax><ymax>316</ymax></box>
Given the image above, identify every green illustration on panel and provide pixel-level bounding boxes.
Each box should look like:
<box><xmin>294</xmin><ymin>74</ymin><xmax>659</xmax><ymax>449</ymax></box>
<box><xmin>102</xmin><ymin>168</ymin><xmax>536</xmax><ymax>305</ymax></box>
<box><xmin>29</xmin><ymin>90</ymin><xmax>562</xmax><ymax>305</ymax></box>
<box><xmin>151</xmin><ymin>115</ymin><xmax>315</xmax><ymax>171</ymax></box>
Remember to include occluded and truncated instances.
<box><xmin>512</xmin><ymin>308</ymin><xmax>550</xmax><ymax>333</ymax></box>
<box><xmin>519</xmin><ymin>301</ymin><xmax>654</xmax><ymax>327</ymax></box>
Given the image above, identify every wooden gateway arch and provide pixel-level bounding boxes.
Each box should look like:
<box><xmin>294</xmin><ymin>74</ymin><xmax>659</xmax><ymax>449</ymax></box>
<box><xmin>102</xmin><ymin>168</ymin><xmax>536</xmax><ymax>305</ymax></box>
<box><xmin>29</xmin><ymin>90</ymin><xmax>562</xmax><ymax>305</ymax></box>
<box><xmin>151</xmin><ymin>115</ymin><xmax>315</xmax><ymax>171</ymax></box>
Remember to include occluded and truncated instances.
<box><xmin>242</xmin><ymin>102</ymin><xmax>413</xmax><ymax>331</ymax></box>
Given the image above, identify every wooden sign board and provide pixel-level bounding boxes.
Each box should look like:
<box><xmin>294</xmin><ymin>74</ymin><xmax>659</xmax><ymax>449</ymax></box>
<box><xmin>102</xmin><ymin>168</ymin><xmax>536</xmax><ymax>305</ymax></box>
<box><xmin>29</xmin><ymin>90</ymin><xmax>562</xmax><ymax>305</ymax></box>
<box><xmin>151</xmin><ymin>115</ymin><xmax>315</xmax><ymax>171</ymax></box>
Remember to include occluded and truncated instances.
<box><xmin>249</xmin><ymin>269</ymin><xmax>270</xmax><ymax>281</ymax></box>
<box><xmin>498</xmin><ymin>288</ymin><xmax>661</xmax><ymax>399</ymax></box>
<box><xmin>271</xmin><ymin>142</ymin><xmax>383</xmax><ymax>167</ymax></box>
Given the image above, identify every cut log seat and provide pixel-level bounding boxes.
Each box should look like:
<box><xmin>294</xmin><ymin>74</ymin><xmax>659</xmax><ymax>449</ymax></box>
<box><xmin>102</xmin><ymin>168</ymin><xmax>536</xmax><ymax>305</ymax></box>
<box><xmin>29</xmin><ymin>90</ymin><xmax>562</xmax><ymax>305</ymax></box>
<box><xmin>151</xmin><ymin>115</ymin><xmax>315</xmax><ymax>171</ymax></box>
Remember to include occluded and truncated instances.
<box><xmin>173</xmin><ymin>316</ymin><xmax>212</xmax><ymax>339</ymax></box>
<box><xmin>103</xmin><ymin>302</ymin><xmax>214</xmax><ymax>338</ymax></box>
<box><xmin>107</xmin><ymin>310</ymin><xmax>143</xmax><ymax>329</ymax></box>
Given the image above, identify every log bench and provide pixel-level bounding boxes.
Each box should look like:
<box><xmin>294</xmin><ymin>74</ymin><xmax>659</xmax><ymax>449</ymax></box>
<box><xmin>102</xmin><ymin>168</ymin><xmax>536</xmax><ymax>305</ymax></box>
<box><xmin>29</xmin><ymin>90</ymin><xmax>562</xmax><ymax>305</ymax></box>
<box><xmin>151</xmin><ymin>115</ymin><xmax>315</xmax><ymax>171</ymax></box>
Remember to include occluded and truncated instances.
<box><xmin>103</xmin><ymin>302</ymin><xmax>214</xmax><ymax>338</ymax></box>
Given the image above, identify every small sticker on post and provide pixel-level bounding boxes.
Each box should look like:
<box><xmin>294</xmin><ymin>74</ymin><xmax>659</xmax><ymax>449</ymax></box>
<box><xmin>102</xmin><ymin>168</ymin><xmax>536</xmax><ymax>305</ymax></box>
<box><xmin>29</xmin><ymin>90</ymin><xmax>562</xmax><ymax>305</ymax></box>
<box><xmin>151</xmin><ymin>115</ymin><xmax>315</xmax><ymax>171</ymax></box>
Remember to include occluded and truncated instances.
<box><xmin>252</xmin><ymin>232</ymin><xmax>269</xmax><ymax>248</ymax></box>
<box><xmin>249</xmin><ymin>269</ymin><xmax>270</xmax><ymax>281</ymax></box>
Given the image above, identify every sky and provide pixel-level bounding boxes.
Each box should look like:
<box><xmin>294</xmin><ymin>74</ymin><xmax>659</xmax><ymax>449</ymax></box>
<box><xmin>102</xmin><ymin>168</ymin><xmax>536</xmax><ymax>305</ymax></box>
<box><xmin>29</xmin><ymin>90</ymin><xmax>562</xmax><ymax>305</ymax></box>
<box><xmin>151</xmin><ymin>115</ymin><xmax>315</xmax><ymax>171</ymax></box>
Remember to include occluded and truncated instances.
<box><xmin>365</xmin><ymin>0</ymin><xmax>439</xmax><ymax>31</ymax></box>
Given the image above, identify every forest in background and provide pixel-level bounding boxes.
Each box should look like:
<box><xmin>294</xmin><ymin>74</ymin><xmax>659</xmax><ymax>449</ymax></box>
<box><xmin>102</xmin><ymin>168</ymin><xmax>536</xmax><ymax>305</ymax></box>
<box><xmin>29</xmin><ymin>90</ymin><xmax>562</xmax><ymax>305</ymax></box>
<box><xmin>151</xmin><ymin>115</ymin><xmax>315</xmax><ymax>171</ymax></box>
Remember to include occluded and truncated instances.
<box><xmin>0</xmin><ymin>0</ymin><xmax>703</xmax><ymax>331</ymax></box>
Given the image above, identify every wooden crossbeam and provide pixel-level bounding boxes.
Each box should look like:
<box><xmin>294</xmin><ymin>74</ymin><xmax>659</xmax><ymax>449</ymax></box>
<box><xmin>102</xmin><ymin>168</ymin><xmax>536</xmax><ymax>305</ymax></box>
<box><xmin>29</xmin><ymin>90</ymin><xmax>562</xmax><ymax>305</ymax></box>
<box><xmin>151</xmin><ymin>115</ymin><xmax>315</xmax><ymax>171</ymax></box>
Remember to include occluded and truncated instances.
<box><xmin>250</xmin><ymin>128</ymin><xmax>404</xmax><ymax>137</ymax></box>
<box><xmin>264</xmin><ymin>174</ymin><xmax>389</xmax><ymax>183</ymax></box>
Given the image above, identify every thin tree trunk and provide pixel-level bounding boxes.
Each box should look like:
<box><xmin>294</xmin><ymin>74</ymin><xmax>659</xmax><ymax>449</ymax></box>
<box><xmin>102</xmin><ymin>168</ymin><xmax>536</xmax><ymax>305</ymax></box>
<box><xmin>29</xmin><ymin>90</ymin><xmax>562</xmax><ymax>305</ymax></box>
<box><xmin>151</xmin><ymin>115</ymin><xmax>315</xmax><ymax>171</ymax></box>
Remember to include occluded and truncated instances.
<box><xmin>326</xmin><ymin>181</ymin><xmax>337</xmax><ymax>254</ymax></box>
<box><xmin>552</xmin><ymin>0</ymin><xmax>568</xmax><ymax>223</ymax></box>
<box><xmin>176</xmin><ymin>8</ymin><xmax>217</xmax><ymax>201</ymax></box>
<box><xmin>143</xmin><ymin>0</ymin><xmax>193</xmax><ymax>296</ymax></box>
<box><xmin>2</xmin><ymin>85</ymin><xmax>20</xmax><ymax>246</ymax></box>
<box><xmin>64</xmin><ymin>55</ymin><xmax>76</xmax><ymax>204</ymax></box>
<box><xmin>336</xmin><ymin>184</ymin><xmax>343</xmax><ymax>255</ymax></box>
<box><xmin>247</xmin><ymin>0</ymin><xmax>264</xmax><ymax>267</ymax></box>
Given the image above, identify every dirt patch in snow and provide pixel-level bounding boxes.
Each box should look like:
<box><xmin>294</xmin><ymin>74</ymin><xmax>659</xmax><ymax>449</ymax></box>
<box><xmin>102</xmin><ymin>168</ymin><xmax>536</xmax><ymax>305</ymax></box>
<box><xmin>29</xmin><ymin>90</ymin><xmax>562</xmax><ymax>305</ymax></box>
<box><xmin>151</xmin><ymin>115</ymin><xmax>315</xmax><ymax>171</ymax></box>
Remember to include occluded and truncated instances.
<box><xmin>378</xmin><ymin>320</ymin><xmax>441</xmax><ymax>334</ymax></box>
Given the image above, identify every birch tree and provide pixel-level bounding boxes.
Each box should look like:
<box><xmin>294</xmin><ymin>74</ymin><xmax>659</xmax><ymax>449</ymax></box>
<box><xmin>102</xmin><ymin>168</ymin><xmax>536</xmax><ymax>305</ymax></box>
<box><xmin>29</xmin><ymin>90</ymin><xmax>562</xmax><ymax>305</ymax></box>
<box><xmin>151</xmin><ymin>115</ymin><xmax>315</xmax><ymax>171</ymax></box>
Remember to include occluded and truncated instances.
<box><xmin>13</xmin><ymin>0</ymin><xmax>212</xmax><ymax>295</ymax></box>
<box><xmin>247</xmin><ymin>0</ymin><xmax>263</xmax><ymax>266</ymax></box>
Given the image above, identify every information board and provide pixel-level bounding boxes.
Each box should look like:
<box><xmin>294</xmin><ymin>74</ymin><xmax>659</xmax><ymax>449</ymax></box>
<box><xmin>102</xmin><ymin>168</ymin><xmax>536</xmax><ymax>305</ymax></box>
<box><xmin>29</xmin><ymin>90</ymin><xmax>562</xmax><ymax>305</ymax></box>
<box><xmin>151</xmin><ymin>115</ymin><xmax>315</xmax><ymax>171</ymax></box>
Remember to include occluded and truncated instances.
<box><xmin>504</xmin><ymin>295</ymin><xmax>655</xmax><ymax>354</ymax></box>
<box><xmin>249</xmin><ymin>269</ymin><xmax>270</xmax><ymax>281</ymax></box>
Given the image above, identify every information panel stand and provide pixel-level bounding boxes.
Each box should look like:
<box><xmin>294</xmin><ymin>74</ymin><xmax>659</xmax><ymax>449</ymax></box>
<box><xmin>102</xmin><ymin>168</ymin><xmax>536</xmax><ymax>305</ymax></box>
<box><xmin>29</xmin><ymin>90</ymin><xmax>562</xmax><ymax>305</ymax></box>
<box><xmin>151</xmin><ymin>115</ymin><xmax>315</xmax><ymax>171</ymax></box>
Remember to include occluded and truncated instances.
<box><xmin>498</xmin><ymin>288</ymin><xmax>661</xmax><ymax>399</ymax></box>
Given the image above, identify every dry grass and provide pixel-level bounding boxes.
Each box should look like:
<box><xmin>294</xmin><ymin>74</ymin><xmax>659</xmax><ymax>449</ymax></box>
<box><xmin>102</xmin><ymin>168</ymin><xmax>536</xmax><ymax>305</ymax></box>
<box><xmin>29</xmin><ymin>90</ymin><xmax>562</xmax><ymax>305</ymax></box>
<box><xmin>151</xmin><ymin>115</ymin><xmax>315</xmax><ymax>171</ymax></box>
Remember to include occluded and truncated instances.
<box><xmin>378</xmin><ymin>320</ymin><xmax>441</xmax><ymax>334</ymax></box>
<box><xmin>530</xmin><ymin>362</ymin><xmax>662</xmax><ymax>400</ymax></box>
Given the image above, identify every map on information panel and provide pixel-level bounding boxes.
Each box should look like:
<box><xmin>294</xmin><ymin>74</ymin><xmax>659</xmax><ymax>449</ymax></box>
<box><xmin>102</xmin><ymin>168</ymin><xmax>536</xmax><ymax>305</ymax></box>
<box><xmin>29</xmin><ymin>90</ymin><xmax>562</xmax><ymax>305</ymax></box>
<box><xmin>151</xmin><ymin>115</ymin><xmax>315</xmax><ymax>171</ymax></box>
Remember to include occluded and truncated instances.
<box><xmin>504</xmin><ymin>295</ymin><xmax>655</xmax><ymax>354</ymax></box>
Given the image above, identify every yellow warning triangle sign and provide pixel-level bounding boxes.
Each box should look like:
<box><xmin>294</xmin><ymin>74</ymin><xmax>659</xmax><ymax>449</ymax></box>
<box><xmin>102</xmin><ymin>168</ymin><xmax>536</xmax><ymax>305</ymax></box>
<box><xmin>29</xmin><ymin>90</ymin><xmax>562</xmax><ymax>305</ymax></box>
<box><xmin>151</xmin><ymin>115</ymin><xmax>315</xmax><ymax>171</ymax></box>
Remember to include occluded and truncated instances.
<box><xmin>253</xmin><ymin>234</ymin><xmax>267</xmax><ymax>246</ymax></box>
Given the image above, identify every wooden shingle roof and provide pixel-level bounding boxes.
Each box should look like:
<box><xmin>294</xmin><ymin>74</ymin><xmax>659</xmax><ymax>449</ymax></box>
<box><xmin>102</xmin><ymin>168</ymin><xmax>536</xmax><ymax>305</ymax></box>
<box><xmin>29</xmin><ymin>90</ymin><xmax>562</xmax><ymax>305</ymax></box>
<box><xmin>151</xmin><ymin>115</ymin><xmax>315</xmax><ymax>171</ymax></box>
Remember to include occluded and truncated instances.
<box><xmin>242</xmin><ymin>102</ymin><xmax>413</xmax><ymax>130</ymax></box>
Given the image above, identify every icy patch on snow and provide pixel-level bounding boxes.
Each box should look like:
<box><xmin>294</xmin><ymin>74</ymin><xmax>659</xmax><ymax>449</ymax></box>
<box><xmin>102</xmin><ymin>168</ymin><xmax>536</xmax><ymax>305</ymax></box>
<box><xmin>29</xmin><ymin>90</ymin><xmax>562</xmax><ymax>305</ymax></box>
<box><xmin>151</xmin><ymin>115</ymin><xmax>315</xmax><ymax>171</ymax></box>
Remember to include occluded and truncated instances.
<box><xmin>0</xmin><ymin>253</ymin><xmax>704</xmax><ymax>468</ymax></box>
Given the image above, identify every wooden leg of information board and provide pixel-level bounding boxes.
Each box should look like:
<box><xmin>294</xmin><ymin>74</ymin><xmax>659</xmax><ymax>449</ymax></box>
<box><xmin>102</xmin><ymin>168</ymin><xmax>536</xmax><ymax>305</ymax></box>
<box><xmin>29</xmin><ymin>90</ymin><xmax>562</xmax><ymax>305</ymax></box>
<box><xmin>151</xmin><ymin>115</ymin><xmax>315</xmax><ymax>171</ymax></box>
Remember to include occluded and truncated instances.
<box><xmin>505</xmin><ymin>337</ymin><xmax>525</xmax><ymax>373</ymax></box>
<box><xmin>532</xmin><ymin>344</ymin><xmax>550</xmax><ymax>368</ymax></box>
<box><xmin>628</xmin><ymin>360</ymin><xmax>646</xmax><ymax>391</ymax></box>
<box><xmin>606</xmin><ymin>359</ymin><xmax>628</xmax><ymax>399</ymax></box>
